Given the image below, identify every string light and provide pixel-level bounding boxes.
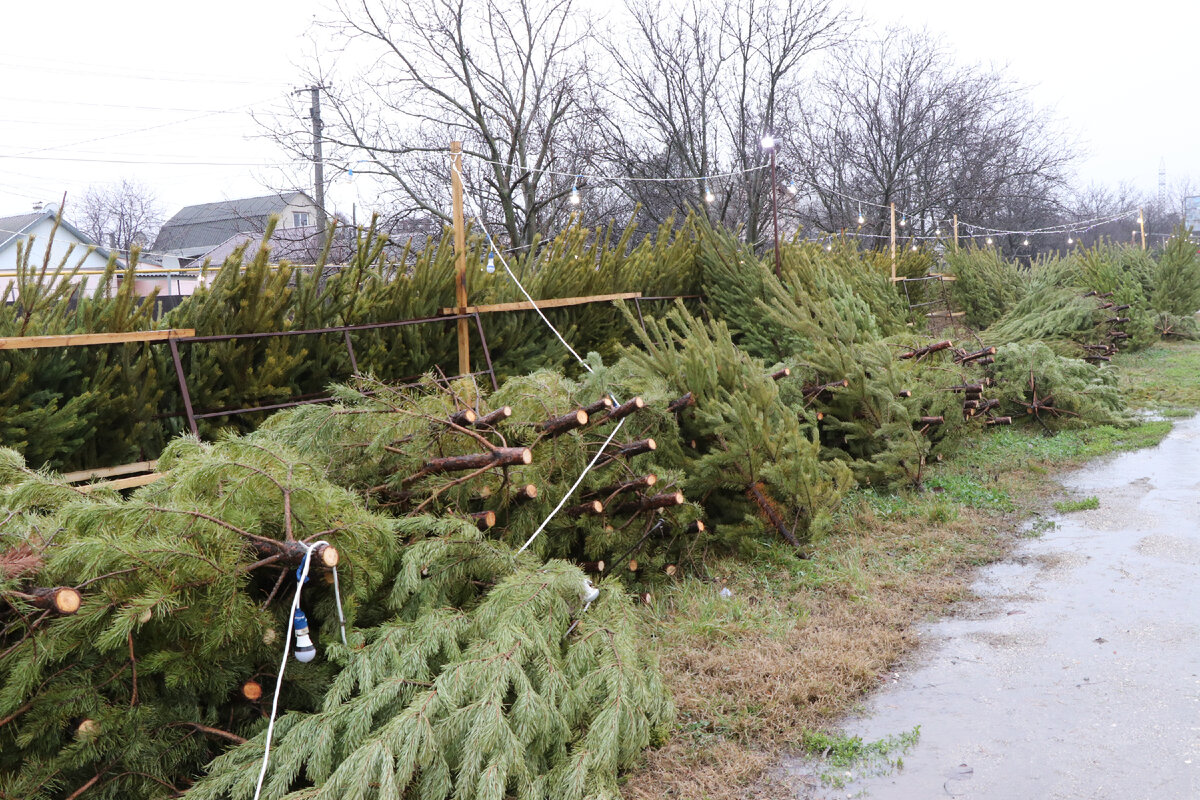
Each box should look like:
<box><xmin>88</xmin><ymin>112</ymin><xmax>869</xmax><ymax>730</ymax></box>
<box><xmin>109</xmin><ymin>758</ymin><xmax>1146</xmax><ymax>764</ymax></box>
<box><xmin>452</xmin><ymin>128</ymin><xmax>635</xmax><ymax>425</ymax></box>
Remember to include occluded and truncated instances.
<box><xmin>857</xmin><ymin>203</ymin><xmax>864</xmax><ymax>226</ymax></box>
<box><xmin>1067</xmin><ymin>235</ymin><xmax>1074</xmax><ymax>245</ymax></box>
<box><xmin>935</xmin><ymin>225</ymin><xmax>942</xmax><ymax>236</ymax></box>
<box><xmin>485</xmin><ymin>248</ymin><xmax>496</xmax><ymax>274</ymax></box>
<box><xmin>986</xmin><ymin>236</ymin><xmax>993</xmax><ymax>245</ymax></box>
<box><xmin>787</xmin><ymin>179</ymin><xmax>797</xmax><ymax>195</ymax></box>
<box><xmin>899</xmin><ymin>214</ymin><xmax>907</xmax><ymax>228</ymax></box>
<box><xmin>1023</xmin><ymin>238</ymin><xmax>1030</xmax><ymax>246</ymax></box>
<box><xmin>569</xmin><ymin>176</ymin><xmax>580</xmax><ymax>206</ymax></box>
<box><xmin>760</xmin><ymin>134</ymin><xmax>776</xmax><ymax>150</ymax></box>
<box><xmin>704</xmin><ymin>181</ymin><xmax>715</xmax><ymax>204</ymax></box>
<box><xmin>911</xmin><ymin>243</ymin><xmax>918</xmax><ymax>251</ymax></box>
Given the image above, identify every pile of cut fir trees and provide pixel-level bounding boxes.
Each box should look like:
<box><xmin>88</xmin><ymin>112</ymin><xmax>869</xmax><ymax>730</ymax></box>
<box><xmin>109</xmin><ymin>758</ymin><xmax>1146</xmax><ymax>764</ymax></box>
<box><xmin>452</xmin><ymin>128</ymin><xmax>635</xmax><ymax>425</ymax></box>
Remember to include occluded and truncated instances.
<box><xmin>6</xmin><ymin>213</ymin><xmax>1197</xmax><ymax>798</ymax></box>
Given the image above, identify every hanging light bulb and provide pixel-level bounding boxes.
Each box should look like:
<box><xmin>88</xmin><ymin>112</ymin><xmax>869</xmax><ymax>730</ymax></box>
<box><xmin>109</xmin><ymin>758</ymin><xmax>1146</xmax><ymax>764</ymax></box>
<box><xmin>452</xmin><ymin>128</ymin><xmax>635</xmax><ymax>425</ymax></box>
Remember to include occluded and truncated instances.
<box><xmin>935</xmin><ymin>225</ymin><xmax>942</xmax><ymax>236</ymax></box>
<box><xmin>986</xmin><ymin>236</ymin><xmax>993</xmax><ymax>245</ymax></box>
<box><xmin>1067</xmin><ymin>235</ymin><xmax>1074</xmax><ymax>245</ymax></box>
<box><xmin>293</xmin><ymin>607</ymin><xmax>316</xmax><ymax>663</ymax></box>
<box><xmin>899</xmin><ymin>214</ymin><xmax>907</xmax><ymax>228</ymax></box>
<box><xmin>787</xmin><ymin>179</ymin><xmax>797</xmax><ymax>195</ymax></box>
<box><xmin>857</xmin><ymin>203</ymin><xmax>864</xmax><ymax>226</ymax></box>
<box><xmin>704</xmin><ymin>182</ymin><xmax>715</xmax><ymax>204</ymax></box>
<box><xmin>911</xmin><ymin>243</ymin><xmax>918</xmax><ymax>251</ymax></box>
<box><xmin>1023</xmin><ymin>238</ymin><xmax>1030</xmax><ymax>246</ymax></box>
<box><xmin>760</xmin><ymin>134</ymin><xmax>776</xmax><ymax>150</ymax></box>
<box><xmin>826</xmin><ymin>241</ymin><xmax>833</xmax><ymax>251</ymax></box>
<box><xmin>485</xmin><ymin>248</ymin><xmax>496</xmax><ymax>274</ymax></box>
<box><xmin>570</xmin><ymin>176</ymin><xmax>581</xmax><ymax>206</ymax></box>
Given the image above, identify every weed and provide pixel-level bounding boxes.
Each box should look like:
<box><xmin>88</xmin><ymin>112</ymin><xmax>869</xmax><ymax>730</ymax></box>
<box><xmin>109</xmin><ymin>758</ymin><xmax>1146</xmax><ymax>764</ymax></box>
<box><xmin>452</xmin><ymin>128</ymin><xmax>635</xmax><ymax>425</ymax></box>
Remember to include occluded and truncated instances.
<box><xmin>801</xmin><ymin>726</ymin><xmax>921</xmax><ymax>787</ymax></box>
<box><xmin>1022</xmin><ymin>518</ymin><xmax>1057</xmax><ymax>538</ymax></box>
<box><xmin>1053</xmin><ymin>496</ymin><xmax>1099</xmax><ymax>513</ymax></box>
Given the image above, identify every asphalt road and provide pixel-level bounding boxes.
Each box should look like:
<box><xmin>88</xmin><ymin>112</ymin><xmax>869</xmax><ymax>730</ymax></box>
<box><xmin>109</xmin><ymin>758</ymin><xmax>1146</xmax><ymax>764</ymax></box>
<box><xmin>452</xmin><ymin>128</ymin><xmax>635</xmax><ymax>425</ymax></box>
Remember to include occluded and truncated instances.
<box><xmin>777</xmin><ymin>414</ymin><xmax>1200</xmax><ymax>800</ymax></box>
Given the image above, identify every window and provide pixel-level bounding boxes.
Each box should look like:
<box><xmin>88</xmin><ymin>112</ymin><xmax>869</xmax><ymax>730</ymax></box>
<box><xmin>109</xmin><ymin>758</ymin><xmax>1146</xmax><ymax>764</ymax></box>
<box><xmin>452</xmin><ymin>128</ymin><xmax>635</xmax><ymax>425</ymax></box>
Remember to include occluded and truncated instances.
<box><xmin>293</xmin><ymin>212</ymin><xmax>310</xmax><ymax>227</ymax></box>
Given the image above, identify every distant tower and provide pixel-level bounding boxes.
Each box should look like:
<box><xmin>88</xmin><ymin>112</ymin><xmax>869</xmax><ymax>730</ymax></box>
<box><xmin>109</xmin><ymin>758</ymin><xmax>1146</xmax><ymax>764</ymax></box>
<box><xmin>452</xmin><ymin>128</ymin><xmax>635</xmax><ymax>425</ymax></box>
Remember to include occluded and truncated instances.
<box><xmin>1158</xmin><ymin>157</ymin><xmax>1167</xmax><ymax>211</ymax></box>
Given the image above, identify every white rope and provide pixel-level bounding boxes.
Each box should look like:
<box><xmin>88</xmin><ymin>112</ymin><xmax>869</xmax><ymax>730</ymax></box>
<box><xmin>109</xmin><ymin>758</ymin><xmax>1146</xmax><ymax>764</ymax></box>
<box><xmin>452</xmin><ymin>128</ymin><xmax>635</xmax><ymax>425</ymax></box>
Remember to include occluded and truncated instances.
<box><xmin>516</xmin><ymin>417</ymin><xmax>626</xmax><ymax>556</ymax></box>
<box><xmin>452</xmin><ymin>157</ymin><xmax>632</xmax><ymax>557</ymax></box>
<box><xmin>252</xmin><ymin>540</ymin><xmax>340</xmax><ymax>800</ymax></box>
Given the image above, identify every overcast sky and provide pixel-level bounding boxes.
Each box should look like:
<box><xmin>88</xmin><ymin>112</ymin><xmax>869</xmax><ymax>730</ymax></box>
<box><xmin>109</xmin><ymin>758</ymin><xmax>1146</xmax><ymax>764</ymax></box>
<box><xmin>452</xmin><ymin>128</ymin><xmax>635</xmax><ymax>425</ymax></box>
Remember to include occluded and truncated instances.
<box><xmin>1</xmin><ymin>0</ymin><xmax>1194</xmax><ymax>230</ymax></box>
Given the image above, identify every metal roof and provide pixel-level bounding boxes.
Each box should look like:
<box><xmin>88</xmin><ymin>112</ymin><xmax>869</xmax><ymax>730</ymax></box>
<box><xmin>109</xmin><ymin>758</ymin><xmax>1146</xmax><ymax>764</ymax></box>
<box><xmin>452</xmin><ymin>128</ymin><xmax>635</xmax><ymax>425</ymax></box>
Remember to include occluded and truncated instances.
<box><xmin>153</xmin><ymin>191</ymin><xmax>313</xmax><ymax>252</ymax></box>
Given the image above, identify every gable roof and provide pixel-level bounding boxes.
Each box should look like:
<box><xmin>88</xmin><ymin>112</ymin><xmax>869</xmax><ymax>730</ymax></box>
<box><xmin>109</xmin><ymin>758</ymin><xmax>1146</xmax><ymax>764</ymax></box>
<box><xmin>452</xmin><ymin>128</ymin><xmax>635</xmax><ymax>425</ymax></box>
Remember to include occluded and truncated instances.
<box><xmin>0</xmin><ymin>211</ymin><xmax>49</xmax><ymax>252</ymax></box>
<box><xmin>0</xmin><ymin>207</ymin><xmax>119</xmax><ymax>264</ymax></box>
<box><xmin>153</xmin><ymin>191</ymin><xmax>314</xmax><ymax>252</ymax></box>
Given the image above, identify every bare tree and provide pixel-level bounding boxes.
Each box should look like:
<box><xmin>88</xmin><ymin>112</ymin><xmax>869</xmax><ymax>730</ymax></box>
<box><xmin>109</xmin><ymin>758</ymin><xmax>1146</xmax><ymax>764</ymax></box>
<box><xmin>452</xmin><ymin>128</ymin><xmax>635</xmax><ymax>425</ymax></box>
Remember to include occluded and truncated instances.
<box><xmin>278</xmin><ymin>0</ymin><xmax>600</xmax><ymax>252</ymax></box>
<box><xmin>790</xmin><ymin>29</ymin><xmax>1075</xmax><ymax>251</ymax></box>
<box><xmin>77</xmin><ymin>180</ymin><xmax>164</xmax><ymax>255</ymax></box>
<box><xmin>598</xmin><ymin>0</ymin><xmax>852</xmax><ymax>244</ymax></box>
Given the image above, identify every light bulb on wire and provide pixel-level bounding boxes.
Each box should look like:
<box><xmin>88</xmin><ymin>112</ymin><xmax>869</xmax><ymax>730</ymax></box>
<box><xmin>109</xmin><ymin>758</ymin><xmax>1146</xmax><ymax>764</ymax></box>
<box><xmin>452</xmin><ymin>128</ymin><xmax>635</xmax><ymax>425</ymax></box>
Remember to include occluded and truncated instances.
<box><xmin>911</xmin><ymin>243</ymin><xmax>918</xmax><ymax>252</ymax></box>
<box><xmin>986</xmin><ymin>236</ymin><xmax>993</xmax><ymax>245</ymax></box>
<box><xmin>760</xmin><ymin>134</ymin><xmax>775</xmax><ymax>150</ymax></box>
<box><xmin>570</xmin><ymin>176</ymin><xmax>581</xmax><ymax>206</ymax></box>
<box><xmin>935</xmin><ymin>225</ymin><xmax>942</xmax><ymax>236</ymax></box>
<box><xmin>1023</xmin><ymin>238</ymin><xmax>1030</xmax><ymax>246</ymax></box>
<box><xmin>857</xmin><ymin>203</ymin><xmax>864</xmax><ymax>226</ymax></box>
<box><xmin>485</xmin><ymin>248</ymin><xmax>496</xmax><ymax>274</ymax></box>
<box><xmin>787</xmin><ymin>179</ymin><xmax>797</xmax><ymax>195</ymax></box>
<box><xmin>704</xmin><ymin>182</ymin><xmax>715</xmax><ymax>204</ymax></box>
<box><xmin>1067</xmin><ymin>235</ymin><xmax>1074</xmax><ymax>245</ymax></box>
<box><xmin>899</xmin><ymin>214</ymin><xmax>907</xmax><ymax>228</ymax></box>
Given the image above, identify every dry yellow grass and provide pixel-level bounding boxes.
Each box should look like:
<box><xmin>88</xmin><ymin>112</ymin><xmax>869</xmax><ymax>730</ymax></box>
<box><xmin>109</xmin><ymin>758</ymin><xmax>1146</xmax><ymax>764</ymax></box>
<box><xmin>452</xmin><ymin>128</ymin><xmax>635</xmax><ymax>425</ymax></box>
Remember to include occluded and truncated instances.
<box><xmin>622</xmin><ymin>499</ymin><xmax>1010</xmax><ymax>800</ymax></box>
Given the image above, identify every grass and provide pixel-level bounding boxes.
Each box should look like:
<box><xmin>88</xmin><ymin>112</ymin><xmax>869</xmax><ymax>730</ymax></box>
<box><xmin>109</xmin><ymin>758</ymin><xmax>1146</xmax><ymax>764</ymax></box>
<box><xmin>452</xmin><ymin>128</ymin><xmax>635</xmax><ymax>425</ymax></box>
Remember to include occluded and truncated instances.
<box><xmin>621</xmin><ymin>340</ymin><xmax>1200</xmax><ymax>800</ymax></box>
<box><xmin>1053</xmin><ymin>496</ymin><xmax>1099</xmax><ymax>513</ymax></box>
<box><xmin>801</xmin><ymin>727</ymin><xmax>921</xmax><ymax>787</ymax></box>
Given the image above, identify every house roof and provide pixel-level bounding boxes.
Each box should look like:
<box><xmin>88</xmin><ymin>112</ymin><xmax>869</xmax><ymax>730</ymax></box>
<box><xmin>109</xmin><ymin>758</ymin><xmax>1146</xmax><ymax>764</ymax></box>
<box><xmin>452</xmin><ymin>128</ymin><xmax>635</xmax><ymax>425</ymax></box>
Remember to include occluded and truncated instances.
<box><xmin>0</xmin><ymin>212</ymin><xmax>49</xmax><ymax>252</ymax></box>
<box><xmin>194</xmin><ymin>225</ymin><xmax>324</xmax><ymax>265</ymax></box>
<box><xmin>0</xmin><ymin>207</ymin><xmax>119</xmax><ymax>264</ymax></box>
<box><xmin>153</xmin><ymin>191</ymin><xmax>314</xmax><ymax>252</ymax></box>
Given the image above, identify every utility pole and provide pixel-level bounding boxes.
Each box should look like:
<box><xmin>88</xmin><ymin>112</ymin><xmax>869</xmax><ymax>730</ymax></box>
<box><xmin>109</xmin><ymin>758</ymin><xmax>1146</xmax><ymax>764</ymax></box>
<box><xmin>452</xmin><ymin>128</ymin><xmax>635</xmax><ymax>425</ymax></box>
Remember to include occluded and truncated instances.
<box><xmin>296</xmin><ymin>86</ymin><xmax>328</xmax><ymax>253</ymax></box>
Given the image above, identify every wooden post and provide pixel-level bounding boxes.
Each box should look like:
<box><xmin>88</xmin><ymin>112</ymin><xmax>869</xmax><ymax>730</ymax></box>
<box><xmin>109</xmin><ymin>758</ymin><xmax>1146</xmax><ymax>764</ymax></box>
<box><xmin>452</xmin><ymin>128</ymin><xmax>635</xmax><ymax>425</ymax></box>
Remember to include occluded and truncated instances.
<box><xmin>952</xmin><ymin>213</ymin><xmax>959</xmax><ymax>252</ymax></box>
<box><xmin>1138</xmin><ymin>208</ymin><xmax>1146</xmax><ymax>251</ymax></box>
<box><xmin>890</xmin><ymin>202</ymin><xmax>897</xmax><ymax>282</ymax></box>
<box><xmin>451</xmin><ymin>141</ymin><xmax>470</xmax><ymax>377</ymax></box>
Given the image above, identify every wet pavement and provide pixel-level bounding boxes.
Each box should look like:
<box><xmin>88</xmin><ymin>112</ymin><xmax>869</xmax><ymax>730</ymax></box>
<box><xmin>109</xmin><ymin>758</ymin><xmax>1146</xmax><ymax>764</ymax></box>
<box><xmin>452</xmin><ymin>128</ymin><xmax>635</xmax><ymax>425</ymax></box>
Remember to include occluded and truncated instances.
<box><xmin>777</xmin><ymin>414</ymin><xmax>1200</xmax><ymax>800</ymax></box>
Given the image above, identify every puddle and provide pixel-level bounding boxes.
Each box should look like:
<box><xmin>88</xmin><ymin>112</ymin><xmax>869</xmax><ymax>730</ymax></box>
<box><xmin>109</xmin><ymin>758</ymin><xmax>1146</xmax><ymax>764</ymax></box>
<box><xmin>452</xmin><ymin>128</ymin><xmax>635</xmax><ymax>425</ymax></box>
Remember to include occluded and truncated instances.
<box><xmin>775</xmin><ymin>415</ymin><xmax>1200</xmax><ymax>800</ymax></box>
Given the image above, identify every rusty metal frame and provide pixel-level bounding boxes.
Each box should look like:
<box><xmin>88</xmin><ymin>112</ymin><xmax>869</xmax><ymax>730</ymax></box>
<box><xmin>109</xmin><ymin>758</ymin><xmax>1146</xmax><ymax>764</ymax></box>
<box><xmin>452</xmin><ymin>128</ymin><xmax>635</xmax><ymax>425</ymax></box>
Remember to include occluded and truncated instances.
<box><xmin>170</xmin><ymin>313</ymin><xmax>498</xmax><ymax>438</ymax></box>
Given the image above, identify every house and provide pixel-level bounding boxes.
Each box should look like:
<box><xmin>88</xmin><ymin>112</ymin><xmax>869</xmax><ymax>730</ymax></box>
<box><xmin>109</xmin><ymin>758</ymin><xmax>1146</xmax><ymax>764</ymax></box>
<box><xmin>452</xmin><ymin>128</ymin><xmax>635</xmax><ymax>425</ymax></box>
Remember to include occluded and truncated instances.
<box><xmin>0</xmin><ymin>204</ymin><xmax>121</xmax><ymax>301</ymax></box>
<box><xmin>153</xmin><ymin>191</ymin><xmax>322</xmax><ymax>266</ymax></box>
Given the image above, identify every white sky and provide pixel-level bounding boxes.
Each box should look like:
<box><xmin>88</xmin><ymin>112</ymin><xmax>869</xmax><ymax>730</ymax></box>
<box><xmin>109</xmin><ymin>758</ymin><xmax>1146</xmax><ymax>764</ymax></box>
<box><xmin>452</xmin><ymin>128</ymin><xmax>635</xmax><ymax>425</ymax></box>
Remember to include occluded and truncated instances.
<box><xmin>1</xmin><ymin>0</ymin><xmax>1194</xmax><ymax>228</ymax></box>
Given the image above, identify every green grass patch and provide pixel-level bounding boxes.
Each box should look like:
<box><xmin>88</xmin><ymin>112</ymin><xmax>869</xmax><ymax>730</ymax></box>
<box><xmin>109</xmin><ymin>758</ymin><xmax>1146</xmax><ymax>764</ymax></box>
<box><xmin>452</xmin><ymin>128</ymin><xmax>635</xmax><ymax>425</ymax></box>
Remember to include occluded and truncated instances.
<box><xmin>923</xmin><ymin>474</ymin><xmax>1014</xmax><ymax>512</ymax></box>
<box><xmin>1053</xmin><ymin>496</ymin><xmax>1099</xmax><ymax>513</ymax></box>
<box><xmin>1116</xmin><ymin>340</ymin><xmax>1200</xmax><ymax>410</ymax></box>
<box><xmin>802</xmin><ymin>727</ymin><xmax>921</xmax><ymax>787</ymax></box>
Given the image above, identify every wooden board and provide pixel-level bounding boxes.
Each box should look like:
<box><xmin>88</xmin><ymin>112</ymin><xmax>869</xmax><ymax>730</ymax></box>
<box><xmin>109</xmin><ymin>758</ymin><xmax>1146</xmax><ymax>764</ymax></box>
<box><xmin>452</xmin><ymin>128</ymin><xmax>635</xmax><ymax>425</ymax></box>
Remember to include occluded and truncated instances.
<box><xmin>927</xmin><ymin>310</ymin><xmax>966</xmax><ymax>318</ymax></box>
<box><xmin>61</xmin><ymin>460</ymin><xmax>158</xmax><ymax>484</ymax></box>
<box><xmin>0</xmin><ymin>329</ymin><xmax>195</xmax><ymax>351</ymax></box>
<box><xmin>442</xmin><ymin>292</ymin><xmax>642</xmax><ymax>315</ymax></box>
<box><xmin>77</xmin><ymin>473</ymin><xmax>164</xmax><ymax>493</ymax></box>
